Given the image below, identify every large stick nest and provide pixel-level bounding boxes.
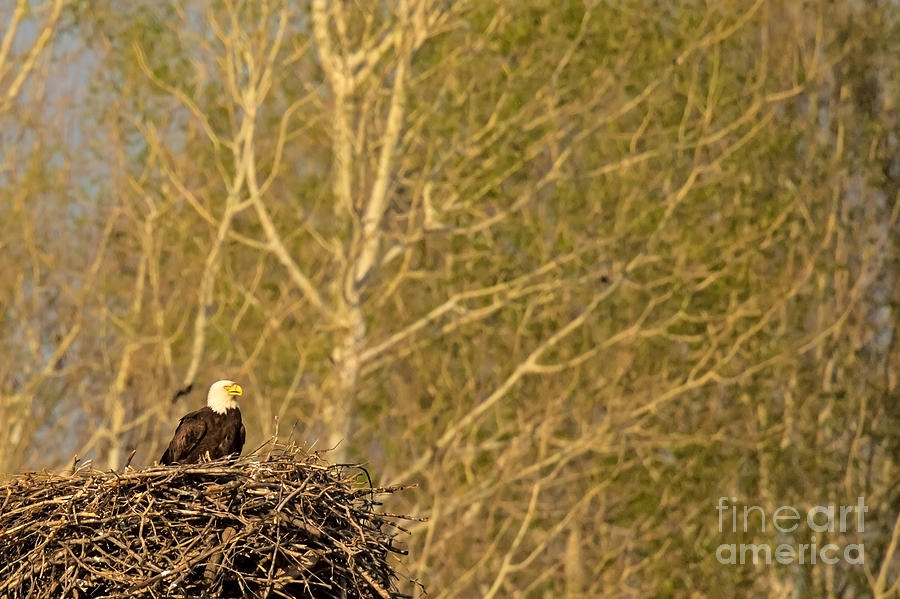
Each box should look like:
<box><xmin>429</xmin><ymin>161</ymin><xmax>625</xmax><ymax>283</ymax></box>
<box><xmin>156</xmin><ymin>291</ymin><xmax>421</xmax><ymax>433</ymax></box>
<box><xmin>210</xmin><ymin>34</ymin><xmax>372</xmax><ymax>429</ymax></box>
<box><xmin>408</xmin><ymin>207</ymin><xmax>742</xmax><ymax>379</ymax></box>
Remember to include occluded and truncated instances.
<box><xmin>0</xmin><ymin>442</ymin><xmax>415</xmax><ymax>598</ymax></box>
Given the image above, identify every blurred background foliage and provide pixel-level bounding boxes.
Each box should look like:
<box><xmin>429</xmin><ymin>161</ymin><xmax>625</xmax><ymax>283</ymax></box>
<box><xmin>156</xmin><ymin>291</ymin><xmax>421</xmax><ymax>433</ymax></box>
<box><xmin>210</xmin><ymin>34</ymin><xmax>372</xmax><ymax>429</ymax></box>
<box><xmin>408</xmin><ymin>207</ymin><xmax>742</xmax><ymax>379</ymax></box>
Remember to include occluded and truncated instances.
<box><xmin>1</xmin><ymin>0</ymin><xmax>898</xmax><ymax>596</ymax></box>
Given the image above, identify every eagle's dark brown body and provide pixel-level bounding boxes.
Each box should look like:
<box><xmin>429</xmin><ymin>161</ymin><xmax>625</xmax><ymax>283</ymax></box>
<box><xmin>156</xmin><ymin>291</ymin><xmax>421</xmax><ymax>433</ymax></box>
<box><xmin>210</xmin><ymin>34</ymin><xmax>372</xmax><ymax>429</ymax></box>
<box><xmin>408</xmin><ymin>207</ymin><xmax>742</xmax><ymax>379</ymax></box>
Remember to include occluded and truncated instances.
<box><xmin>160</xmin><ymin>406</ymin><xmax>245</xmax><ymax>465</ymax></box>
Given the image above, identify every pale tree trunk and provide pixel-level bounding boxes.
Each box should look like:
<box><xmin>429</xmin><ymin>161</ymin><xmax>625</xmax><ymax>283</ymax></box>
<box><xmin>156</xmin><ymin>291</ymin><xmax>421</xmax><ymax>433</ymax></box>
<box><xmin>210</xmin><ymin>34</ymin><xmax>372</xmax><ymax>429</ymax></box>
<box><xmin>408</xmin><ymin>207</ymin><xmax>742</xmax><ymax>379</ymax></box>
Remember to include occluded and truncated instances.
<box><xmin>313</xmin><ymin>0</ymin><xmax>413</xmax><ymax>461</ymax></box>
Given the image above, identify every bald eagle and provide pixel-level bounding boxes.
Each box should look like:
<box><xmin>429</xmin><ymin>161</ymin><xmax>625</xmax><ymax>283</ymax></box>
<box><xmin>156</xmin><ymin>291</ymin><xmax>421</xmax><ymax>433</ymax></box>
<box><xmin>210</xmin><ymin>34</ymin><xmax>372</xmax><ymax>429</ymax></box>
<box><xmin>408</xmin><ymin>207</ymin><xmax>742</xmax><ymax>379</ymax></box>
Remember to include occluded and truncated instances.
<box><xmin>160</xmin><ymin>380</ymin><xmax>246</xmax><ymax>465</ymax></box>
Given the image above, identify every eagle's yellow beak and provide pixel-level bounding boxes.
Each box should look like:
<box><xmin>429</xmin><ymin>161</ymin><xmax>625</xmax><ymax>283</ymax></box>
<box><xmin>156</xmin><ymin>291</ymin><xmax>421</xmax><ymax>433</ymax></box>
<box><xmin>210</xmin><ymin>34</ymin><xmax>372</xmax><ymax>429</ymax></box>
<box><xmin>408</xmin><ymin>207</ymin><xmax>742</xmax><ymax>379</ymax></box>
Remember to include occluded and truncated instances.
<box><xmin>226</xmin><ymin>383</ymin><xmax>243</xmax><ymax>397</ymax></box>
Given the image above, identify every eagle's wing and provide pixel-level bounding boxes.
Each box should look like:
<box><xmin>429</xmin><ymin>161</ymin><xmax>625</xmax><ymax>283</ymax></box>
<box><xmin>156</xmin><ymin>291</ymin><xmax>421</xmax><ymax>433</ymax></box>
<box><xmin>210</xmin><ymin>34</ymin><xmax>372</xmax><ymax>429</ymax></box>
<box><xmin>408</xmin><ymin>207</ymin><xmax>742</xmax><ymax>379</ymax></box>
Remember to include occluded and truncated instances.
<box><xmin>161</xmin><ymin>414</ymin><xmax>208</xmax><ymax>464</ymax></box>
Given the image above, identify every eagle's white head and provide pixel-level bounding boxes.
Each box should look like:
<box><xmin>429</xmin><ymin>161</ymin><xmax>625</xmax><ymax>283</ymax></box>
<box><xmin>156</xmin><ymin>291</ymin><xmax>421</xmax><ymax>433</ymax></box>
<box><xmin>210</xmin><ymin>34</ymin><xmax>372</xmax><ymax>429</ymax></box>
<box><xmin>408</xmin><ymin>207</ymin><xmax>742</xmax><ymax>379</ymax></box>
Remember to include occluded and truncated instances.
<box><xmin>207</xmin><ymin>379</ymin><xmax>243</xmax><ymax>414</ymax></box>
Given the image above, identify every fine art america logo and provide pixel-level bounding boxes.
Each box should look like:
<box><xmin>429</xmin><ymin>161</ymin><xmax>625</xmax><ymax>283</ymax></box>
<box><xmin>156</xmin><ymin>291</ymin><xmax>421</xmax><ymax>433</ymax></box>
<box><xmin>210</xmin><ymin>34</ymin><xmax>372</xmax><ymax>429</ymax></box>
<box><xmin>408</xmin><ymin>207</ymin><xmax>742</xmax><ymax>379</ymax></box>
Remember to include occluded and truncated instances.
<box><xmin>715</xmin><ymin>497</ymin><xmax>866</xmax><ymax>565</ymax></box>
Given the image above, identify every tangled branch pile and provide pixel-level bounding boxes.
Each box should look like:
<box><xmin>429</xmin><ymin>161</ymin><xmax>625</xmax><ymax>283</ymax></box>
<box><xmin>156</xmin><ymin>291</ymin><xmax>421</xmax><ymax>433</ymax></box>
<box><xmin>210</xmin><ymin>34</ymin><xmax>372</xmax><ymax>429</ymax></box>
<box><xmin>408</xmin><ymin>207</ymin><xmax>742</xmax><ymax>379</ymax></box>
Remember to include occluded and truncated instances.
<box><xmin>0</xmin><ymin>443</ymin><xmax>414</xmax><ymax>598</ymax></box>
